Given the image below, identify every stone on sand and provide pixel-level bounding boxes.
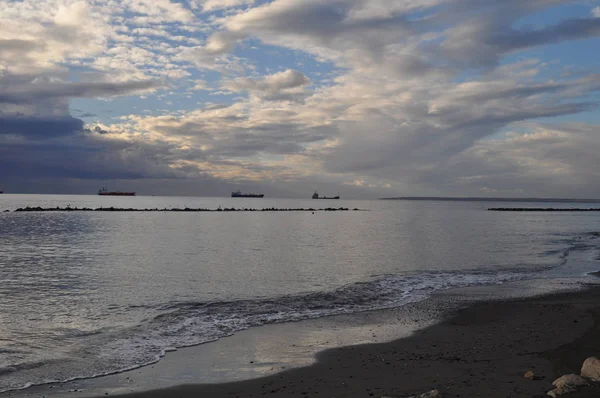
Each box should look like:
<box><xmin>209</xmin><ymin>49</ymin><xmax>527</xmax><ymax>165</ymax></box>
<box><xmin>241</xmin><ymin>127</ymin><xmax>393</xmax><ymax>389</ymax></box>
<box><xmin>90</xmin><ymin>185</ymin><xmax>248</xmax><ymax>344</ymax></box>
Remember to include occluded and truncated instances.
<box><xmin>524</xmin><ymin>370</ymin><xmax>536</xmax><ymax>380</ymax></box>
<box><xmin>547</xmin><ymin>374</ymin><xmax>589</xmax><ymax>397</ymax></box>
<box><xmin>581</xmin><ymin>357</ymin><xmax>600</xmax><ymax>381</ymax></box>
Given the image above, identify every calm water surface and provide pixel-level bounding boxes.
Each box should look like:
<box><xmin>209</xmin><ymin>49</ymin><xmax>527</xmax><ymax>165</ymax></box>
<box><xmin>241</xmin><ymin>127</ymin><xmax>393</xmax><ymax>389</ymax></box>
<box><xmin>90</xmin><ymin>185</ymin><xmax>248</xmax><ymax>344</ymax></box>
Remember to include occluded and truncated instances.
<box><xmin>1</xmin><ymin>194</ymin><xmax>599</xmax><ymax>391</ymax></box>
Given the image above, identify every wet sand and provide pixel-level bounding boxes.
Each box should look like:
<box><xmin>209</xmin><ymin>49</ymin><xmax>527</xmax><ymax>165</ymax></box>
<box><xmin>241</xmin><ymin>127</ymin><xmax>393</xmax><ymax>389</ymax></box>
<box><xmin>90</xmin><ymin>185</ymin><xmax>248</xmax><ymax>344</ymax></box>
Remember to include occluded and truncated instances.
<box><xmin>93</xmin><ymin>284</ymin><xmax>600</xmax><ymax>398</ymax></box>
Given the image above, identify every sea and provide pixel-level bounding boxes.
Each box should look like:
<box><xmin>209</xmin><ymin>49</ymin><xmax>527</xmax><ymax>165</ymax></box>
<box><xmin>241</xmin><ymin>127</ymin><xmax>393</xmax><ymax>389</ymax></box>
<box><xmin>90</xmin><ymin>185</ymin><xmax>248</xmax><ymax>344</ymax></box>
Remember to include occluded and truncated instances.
<box><xmin>1</xmin><ymin>194</ymin><xmax>600</xmax><ymax>393</ymax></box>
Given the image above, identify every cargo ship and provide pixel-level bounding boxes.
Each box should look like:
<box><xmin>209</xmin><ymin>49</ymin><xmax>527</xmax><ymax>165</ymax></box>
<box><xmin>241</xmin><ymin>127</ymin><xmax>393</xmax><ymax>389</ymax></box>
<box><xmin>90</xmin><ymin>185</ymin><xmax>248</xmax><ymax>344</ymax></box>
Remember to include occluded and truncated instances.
<box><xmin>312</xmin><ymin>191</ymin><xmax>340</xmax><ymax>199</ymax></box>
<box><xmin>231</xmin><ymin>190</ymin><xmax>264</xmax><ymax>198</ymax></box>
<box><xmin>98</xmin><ymin>187</ymin><xmax>136</xmax><ymax>196</ymax></box>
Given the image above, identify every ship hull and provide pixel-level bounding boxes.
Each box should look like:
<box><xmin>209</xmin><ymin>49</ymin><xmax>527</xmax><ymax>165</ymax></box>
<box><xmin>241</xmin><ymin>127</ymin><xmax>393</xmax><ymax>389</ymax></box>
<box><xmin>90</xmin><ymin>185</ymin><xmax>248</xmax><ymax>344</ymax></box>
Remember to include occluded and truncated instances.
<box><xmin>312</xmin><ymin>197</ymin><xmax>340</xmax><ymax>199</ymax></box>
<box><xmin>98</xmin><ymin>192</ymin><xmax>136</xmax><ymax>196</ymax></box>
<box><xmin>231</xmin><ymin>194</ymin><xmax>264</xmax><ymax>198</ymax></box>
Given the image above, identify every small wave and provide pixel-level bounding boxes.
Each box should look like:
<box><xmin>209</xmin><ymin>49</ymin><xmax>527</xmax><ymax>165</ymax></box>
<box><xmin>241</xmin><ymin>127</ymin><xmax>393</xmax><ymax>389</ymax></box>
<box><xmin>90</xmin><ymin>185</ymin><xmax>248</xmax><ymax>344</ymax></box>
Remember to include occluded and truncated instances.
<box><xmin>82</xmin><ymin>270</ymin><xmax>538</xmax><ymax>379</ymax></box>
<box><xmin>0</xmin><ymin>358</ymin><xmax>63</xmax><ymax>376</ymax></box>
<box><xmin>1</xmin><ymin>268</ymin><xmax>538</xmax><ymax>393</ymax></box>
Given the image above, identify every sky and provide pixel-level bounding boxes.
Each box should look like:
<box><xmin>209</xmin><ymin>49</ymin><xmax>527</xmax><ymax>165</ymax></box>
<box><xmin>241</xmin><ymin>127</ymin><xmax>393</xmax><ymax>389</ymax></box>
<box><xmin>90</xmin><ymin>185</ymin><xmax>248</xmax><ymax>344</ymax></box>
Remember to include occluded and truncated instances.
<box><xmin>1</xmin><ymin>0</ymin><xmax>600</xmax><ymax>198</ymax></box>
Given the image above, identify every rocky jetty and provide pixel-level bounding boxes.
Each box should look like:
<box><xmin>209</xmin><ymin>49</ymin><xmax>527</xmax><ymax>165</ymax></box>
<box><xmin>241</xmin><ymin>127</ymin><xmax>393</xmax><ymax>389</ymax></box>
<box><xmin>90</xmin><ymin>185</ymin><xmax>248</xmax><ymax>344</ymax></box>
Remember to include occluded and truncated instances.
<box><xmin>12</xmin><ymin>206</ymin><xmax>360</xmax><ymax>212</ymax></box>
<box><xmin>489</xmin><ymin>208</ymin><xmax>600</xmax><ymax>211</ymax></box>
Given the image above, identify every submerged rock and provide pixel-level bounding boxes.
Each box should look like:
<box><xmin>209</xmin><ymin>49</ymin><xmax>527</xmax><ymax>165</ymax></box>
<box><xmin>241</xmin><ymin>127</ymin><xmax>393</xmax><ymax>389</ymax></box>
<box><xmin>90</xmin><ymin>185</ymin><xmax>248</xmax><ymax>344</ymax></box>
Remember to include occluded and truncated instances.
<box><xmin>581</xmin><ymin>357</ymin><xmax>600</xmax><ymax>381</ymax></box>
<box><xmin>547</xmin><ymin>374</ymin><xmax>589</xmax><ymax>397</ymax></box>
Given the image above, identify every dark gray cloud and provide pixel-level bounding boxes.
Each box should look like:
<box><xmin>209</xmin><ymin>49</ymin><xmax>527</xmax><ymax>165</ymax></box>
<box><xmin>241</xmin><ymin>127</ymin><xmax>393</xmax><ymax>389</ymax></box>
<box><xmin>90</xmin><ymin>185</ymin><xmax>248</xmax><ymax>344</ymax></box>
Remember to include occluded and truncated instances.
<box><xmin>441</xmin><ymin>16</ymin><xmax>600</xmax><ymax>68</ymax></box>
<box><xmin>0</xmin><ymin>73</ymin><xmax>163</xmax><ymax>141</ymax></box>
<box><xmin>0</xmin><ymin>128</ymin><xmax>183</xmax><ymax>181</ymax></box>
<box><xmin>0</xmin><ymin>115</ymin><xmax>84</xmax><ymax>138</ymax></box>
<box><xmin>0</xmin><ymin>76</ymin><xmax>163</xmax><ymax>105</ymax></box>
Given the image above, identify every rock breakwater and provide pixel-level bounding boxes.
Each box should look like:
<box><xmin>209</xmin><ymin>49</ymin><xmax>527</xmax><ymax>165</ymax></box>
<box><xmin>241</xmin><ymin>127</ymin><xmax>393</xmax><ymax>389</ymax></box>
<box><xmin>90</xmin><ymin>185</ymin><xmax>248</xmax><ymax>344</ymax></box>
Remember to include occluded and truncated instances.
<box><xmin>13</xmin><ymin>206</ymin><xmax>360</xmax><ymax>212</ymax></box>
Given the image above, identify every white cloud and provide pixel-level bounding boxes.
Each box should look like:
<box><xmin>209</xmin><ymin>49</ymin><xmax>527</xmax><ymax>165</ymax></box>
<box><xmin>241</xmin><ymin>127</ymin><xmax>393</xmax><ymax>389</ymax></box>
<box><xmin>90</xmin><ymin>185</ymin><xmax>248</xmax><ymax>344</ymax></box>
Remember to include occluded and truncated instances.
<box><xmin>223</xmin><ymin>69</ymin><xmax>312</xmax><ymax>101</ymax></box>
<box><xmin>194</xmin><ymin>0</ymin><xmax>255</xmax><ymax>13</ymax></box>
<box><xmin>191</xmin><ymin>80</ymin><xmax>209</xmax><ymax>90</ymax></box>
<box><xmin>122</xmin><ymin>0</ymin><xmax>195</xmax><ymax>23</ymax></box>
<box><xmin>0</xmin><ymin>0</ymin><xmax>111</xmax><ymax>74</ymax></box>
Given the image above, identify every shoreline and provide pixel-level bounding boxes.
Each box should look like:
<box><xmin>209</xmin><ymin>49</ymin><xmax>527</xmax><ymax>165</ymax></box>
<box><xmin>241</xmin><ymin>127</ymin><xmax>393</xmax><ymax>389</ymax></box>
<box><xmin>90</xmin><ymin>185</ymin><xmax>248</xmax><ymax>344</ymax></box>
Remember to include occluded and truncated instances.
<box><xmin>111</xmin><ymin>282</ymin><xmax>600</xmax><ymax>398</ymax></box>
<box><xmin>6</xmin><ymin>278</ymin><xmax>600</xmax><ymax>398</ymax></box>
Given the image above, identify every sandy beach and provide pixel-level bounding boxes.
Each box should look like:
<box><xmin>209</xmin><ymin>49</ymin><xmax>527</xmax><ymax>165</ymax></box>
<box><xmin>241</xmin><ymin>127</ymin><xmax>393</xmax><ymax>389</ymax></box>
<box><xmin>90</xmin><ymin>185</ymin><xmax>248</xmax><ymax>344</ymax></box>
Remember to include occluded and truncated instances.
<box><xmin>93</xmin><ymin>284</ymin><xmax>600</xmax><ymax>398</ymax></box>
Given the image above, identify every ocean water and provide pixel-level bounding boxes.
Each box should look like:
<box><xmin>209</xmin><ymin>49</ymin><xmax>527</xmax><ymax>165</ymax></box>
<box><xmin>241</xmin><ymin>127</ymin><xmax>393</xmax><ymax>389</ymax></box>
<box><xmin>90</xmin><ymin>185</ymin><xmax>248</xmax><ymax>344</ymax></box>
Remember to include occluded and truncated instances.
<box><xmin>1</xmin><ymin>194</ymin><xmax>600</xmax><ymax>392</ymax></box>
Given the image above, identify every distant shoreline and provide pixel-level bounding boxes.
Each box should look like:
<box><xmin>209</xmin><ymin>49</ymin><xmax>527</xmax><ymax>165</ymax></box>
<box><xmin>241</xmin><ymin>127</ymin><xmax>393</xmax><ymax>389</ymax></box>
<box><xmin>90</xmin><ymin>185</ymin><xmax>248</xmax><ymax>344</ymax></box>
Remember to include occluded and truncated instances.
<box><xmin>380</xmin><ymin>197</ymin><xmax>600</xmax><ymax>203</ymax></box>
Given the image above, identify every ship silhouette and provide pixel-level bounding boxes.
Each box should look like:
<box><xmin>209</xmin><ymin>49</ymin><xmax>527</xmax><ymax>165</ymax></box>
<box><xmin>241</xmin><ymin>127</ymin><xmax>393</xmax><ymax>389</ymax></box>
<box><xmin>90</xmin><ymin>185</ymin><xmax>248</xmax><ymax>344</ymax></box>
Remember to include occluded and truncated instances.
<box><xmin>98</xmin><ymin>187</ymin><xmax>136</xmax><ymax>196</ymax></box>
<box><xmin>231</xmin><ymin>190</ymin><xmax>264</xmax><ymax>198</ymax></box>
<box><xmin>312</xmin><ymin>191</ymin><xmax>340</xmax><ymax>199</ymax></box>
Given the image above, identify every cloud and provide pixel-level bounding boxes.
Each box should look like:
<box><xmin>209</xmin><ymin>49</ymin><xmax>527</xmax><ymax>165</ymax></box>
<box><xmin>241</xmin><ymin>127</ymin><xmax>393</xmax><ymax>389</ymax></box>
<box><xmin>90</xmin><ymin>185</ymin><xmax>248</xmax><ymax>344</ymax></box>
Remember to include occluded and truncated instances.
<box><xmin>191</xmin><ymin>80</ymin><xmax>209</xmax><ymax>90</ymax></box>
<box><xmin>0</xmin><ymin>77</ymin><xmax>163</xmax><ymax>105</ymax></box>
<box><xmin>122</xmin><ymin>0</ymin><xmax>195</xmax><ymax>23</ymax></box>
<box><xmin>0</xmin><ymin>1</ymin><xmax>111</xmax><ymax>74</ymax></box>
<box><xmin>319</xmin><ymin>64</ymin><xmax>600</xmax><ymax>181</ymax></box>
<box><xmin>0</xmin><ymin>115</ymin><xmax>84</xmax><ymax>138</ymax></box>
<box><xmin>207</xmin><ymin>0</ymin><xmax>419</xmax><ymax>67</ymax></box>
<box><xmin>2</xmin><ymin>0</ymin><xmax>600</xmax><ymax>197</ymax></box>
<box><xmin>430</xmin><ymin>123</ymin><xmax>600</xmax><ymax>197</ymax></box>
<box><xmin>223</xmin><ymin>69</ymin><xmax>312</xmax><ymax>101</ymax></box>
<box><xmin>195</xmin><ymin>0</ymin><xmax>255</xmax><ymax>13</ymax></box>
<box><xmin>441</xmin><ymin>13</ymin><xmax>600</xmax><ymax>67</ymax></box>
<box><xmin>0</xmin><ymin>123</ymin><xmax>189</xmax><ymax>182</ymax></box>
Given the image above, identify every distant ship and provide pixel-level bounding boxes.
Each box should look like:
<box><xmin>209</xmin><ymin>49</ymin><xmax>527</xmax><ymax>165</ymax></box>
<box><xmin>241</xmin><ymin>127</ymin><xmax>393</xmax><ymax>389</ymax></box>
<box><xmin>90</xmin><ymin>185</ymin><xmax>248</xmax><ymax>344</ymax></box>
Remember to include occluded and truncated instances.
<box><xmin>98</xmin><ymin>187</ymin><xmax>136</xmax><ymax>196</ymax></box>
<box><xmin>231</xmin><ymin>190</ymin><xmax>264</xmax><ymax>198</ymax></box>
<box><xmin>312</xmin><ymin>191</ymin><xmax>340</xmax><ymax>200</ymax></box>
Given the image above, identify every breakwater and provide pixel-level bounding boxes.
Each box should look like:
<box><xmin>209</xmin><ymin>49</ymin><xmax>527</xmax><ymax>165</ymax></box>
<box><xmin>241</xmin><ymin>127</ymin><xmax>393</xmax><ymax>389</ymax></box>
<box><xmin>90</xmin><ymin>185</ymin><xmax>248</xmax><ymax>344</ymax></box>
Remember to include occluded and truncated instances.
<box><xmin>12</xmin><ymin>206</ymin><xmax>359</xmax><ymax>212</ymax></box>
<box><xmin>488</xmin><ymin>208</ymin><xmax>600</xmax><ymax>212</ymax></box>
